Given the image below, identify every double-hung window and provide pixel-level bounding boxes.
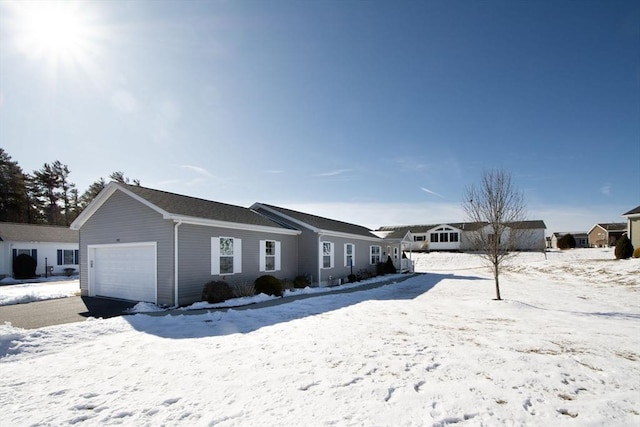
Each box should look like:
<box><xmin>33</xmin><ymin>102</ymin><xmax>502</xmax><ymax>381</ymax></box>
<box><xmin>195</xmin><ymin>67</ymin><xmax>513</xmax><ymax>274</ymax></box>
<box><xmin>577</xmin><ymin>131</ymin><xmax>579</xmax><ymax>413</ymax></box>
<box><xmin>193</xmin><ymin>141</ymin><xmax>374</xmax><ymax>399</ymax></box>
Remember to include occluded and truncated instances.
<box><xmin>260</xmin><ymin>240</ymin><xmax>281</xmax><ymax>272</ymax></box>
<box><xmin>322</xmin><ymin>242</ymin><xmax>334</xmax><ymax>269</ymax></box>
<box><xmin>344</xmin><ymin>243</ymin><xmax>354</xmax><ymax>267</ymax></box>
<box><xmin>212</xmin><ymin>237</ymin><xmax>242</xmax><ymax>275</ymax></box>
<box><xmin>370</xmin><ymin>245</ymin><xmax>381</xmax><ymax>264</ymax></box>
<box><xmin>57</xmin><ymin>249</ymin><xmax>79</xmax><ymax>265</ymax></box>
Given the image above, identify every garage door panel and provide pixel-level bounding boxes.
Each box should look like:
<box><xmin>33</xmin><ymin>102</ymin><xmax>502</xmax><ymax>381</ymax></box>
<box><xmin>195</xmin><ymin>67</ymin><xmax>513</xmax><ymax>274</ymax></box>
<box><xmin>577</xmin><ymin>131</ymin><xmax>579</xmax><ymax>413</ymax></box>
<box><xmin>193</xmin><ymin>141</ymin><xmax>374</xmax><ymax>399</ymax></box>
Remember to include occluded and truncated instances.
<box><xmin>92</xmin><ymin>244</ymin><xmax>156</xmax><ymax>303</ymax></box>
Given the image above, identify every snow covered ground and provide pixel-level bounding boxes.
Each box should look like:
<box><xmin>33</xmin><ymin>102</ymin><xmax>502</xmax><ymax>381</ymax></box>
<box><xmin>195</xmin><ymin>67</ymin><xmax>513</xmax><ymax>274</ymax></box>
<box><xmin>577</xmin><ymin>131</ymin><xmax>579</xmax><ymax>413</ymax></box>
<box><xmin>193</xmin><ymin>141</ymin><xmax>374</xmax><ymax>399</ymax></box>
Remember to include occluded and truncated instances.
<box><xmin>1</xmin><ymin>249</ymin><xmax>639</xmax><ymax>426</ymax></box>
<box><xmin>0</xmin><ymin>277</ymin><xmax>79</xmax><ymax>306</ymax></box>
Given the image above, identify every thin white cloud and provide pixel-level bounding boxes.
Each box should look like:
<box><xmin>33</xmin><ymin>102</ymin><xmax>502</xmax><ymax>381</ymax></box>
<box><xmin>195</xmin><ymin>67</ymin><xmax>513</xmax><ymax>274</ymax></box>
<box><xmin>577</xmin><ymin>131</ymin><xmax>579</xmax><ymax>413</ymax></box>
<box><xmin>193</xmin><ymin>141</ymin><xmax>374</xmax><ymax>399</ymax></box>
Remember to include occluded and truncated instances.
<box><xmin>315</xmin><ymin>169</ymin><xmax>353</xmax><ymax>177</ymax></box>
<box><xmin>600</xmin><ymin>184</ymin><xmax>611</xmax><ymax>196</ymax></box>
<box><xmin>264</xmin><ymin>170</ymin><xmax>283</xmax><ymax>174</ymax></box>
<box><xmin>420</xmin><ymin>187</ymin><xmax>444</xmax><ymax>198</ymax></box>
<box><xmin>181</xmin><ymin>165</ymin><xmax>214</xmax><ymax>177</ymax></box>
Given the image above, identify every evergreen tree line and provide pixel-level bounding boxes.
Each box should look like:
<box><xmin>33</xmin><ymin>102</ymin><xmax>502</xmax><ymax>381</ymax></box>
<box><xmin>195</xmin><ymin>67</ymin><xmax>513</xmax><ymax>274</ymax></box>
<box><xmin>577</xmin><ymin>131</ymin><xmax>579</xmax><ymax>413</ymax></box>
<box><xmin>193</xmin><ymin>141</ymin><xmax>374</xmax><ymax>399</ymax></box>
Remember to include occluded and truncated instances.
<box><xmin>0</xmin><ymin>148</ymin><xmax>139</xmax><ymax>226</ymax></box>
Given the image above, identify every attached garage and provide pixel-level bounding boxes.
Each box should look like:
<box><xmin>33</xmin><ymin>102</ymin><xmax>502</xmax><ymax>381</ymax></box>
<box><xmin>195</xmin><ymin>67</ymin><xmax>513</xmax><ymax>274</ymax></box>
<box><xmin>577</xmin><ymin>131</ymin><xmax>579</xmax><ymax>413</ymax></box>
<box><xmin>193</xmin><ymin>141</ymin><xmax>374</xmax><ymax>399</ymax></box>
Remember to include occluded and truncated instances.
<box><xmin>88</xmin><ymin>242</ymin><xmax>157</xmax><ymax>303</ymax></box>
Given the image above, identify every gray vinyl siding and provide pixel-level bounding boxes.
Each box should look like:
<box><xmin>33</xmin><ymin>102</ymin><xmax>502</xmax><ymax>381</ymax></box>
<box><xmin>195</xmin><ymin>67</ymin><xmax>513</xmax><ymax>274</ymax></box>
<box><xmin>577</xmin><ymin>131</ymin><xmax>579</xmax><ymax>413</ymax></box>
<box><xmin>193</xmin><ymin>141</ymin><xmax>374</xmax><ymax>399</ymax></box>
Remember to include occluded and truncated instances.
<box><xmin>78</xmin><ymin>190</ymin><xmax>175</xmax><ymax>305</ymax></box>
<box><xmin>297</xmin><ymin>229</ymin><xmax>320</xmax><ymax>282</ymax></box>
<box><xmin>177</xmin><ymin>224</ymin><xmax>299</xmax><ymax>305</ymax></box>
<box><xmin>318</xmin><ymin>236</ymin><xmax>377</xmax><ymax>284</ymax></box>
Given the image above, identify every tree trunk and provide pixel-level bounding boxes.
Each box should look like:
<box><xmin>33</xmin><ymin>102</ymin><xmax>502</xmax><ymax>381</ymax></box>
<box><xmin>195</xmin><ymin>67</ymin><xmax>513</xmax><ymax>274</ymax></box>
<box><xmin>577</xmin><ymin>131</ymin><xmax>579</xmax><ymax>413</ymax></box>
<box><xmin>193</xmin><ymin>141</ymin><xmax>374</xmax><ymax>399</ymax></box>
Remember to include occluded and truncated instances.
<box><xmin>494</xmin><ymin>268</ymin><xmax>502</xmax><ymax>300</ymax></box>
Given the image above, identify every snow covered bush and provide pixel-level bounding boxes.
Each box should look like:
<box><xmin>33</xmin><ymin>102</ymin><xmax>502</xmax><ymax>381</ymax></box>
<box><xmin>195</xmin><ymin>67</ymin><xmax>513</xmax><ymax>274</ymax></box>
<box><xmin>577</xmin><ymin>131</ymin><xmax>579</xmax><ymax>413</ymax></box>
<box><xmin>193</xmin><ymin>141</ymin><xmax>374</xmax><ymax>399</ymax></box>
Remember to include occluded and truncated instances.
<box><xmin>614</xmin><ymin>234</ymin><xmax>634</xmax><ymax>259</ymax></box>
<box><xmin>202</xmin><ymin>280</ymin><xmax>234</xmax><ymax>303</ymax></box>
<box><xmin>255</xmin><ymin>275</ymin><xmax>283</xmax><ymax>297</ymax></box>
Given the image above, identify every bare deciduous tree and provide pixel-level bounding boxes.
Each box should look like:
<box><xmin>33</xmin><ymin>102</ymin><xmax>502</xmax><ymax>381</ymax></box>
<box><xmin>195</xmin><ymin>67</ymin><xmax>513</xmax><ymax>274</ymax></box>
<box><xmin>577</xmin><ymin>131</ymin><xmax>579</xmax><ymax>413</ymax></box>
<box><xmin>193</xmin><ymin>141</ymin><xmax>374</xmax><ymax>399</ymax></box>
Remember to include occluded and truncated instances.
<box><xmin>462</xmin><ymin>169</ymin><xmax>527</xmax><ymax>300</ymax></box>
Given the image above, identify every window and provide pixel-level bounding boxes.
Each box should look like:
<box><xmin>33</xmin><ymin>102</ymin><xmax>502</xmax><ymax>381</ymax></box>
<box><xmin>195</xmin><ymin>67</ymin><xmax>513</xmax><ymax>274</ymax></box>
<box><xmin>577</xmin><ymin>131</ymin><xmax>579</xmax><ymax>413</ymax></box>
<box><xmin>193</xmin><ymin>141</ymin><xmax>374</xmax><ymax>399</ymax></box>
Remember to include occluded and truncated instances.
<box><xmin>260</xmin><ymin>240</ymin><xmax>281</xmax><ymax>272</ymax></box>
<box><xmin>440</xmin><ymin>232</ymin><xmax>449</xmax><ymax>242</ymax></box>
<box><xmin>450</xmin><ymin>232</ymin><xmax>459</xmax><ymax>242</ymax></box>
<box><xmin>344</xmin><ymin>243</ymin><xmax>354</xmax><ymax>267</ymax></box>
<box><xmin>322</xmin><ymin>242</ymin><xmax>334</xmax><ymax>269</ymax></box>
<box><xmin>57</xmin><ymin>249</ymin><xmax>79</xmax><ymax>265</ymax></box>
<box><xmin>370</xmin><ymin>245</ymin><xmax>381</xmax><ymax>264</ymax></box>
<box><xmin>430</xmin><ymin>233</ymin><xmax>439</xmax><ymax>243</ymax></box>
<box><xmin>393</xmin><ymin>247</ymin><xmax>399</xmax><ymax>260</ymax></box>
<box><xmin>414</xmin><ymin>235</ymin><xmax>425</xmax><ymax>242</ymax></box>
<box><xmin>211</xmin><ymin>237</ymin><xmax>242</xmax><ymax>275</ymax></box>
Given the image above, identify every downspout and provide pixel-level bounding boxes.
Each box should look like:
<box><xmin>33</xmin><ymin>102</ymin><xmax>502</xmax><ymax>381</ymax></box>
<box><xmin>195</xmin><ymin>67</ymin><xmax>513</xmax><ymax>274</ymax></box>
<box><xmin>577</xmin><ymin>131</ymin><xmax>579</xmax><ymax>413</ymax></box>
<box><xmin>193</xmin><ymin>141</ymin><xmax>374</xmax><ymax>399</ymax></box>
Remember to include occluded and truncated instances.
<box><xmin>318</xmin><ymin>233</ymin><xmax>322</xmax><ymax>287</ymax></box>
<box><xmin>174</xmin><ymin>220</ymin><xmax>183</xmax><ymax>307</ymax></box>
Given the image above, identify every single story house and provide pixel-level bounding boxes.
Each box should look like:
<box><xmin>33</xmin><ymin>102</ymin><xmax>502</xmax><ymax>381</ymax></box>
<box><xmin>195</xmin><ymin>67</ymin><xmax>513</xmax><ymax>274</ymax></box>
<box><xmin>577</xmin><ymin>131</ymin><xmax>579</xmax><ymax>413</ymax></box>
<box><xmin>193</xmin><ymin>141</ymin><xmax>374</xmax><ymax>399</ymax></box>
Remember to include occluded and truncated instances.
<box><xmin>70</xmin><ymin>182</ymin><xmax>302</xmax><ymax>306</ymax></box>
<box><xmin>623</xmin><ymin>205</ymin><xmax>640</xmax><ymax>249</ymax></box>
<box><xmin>0</xmin><ymin>222</ymin><xmax>79</xmax><ymax>279</ymax></box>
<box><xmin>549</xmin><ymin>232</ymin><xmax>589</xmax><ymax>249</ymax></box>
<box><xmin>375</xmin><ymin>220</ymin><xmax>546</xmax><ymax>252</ymax></box>
<box><xmin>587</xmin><ymin>223</ymin><xmax>627</xmax><ymax>247</ymax></box>
<box><xmin>71</xmin><ymin>183</ymin><xmax>411</xmax><ymax>306</ymax></box>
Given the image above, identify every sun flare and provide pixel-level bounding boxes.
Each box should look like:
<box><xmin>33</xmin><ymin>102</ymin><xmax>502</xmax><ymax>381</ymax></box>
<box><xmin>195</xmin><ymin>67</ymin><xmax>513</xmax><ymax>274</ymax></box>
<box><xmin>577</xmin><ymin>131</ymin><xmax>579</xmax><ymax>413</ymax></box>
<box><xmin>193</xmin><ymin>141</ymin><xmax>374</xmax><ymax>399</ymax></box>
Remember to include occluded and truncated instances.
<box><xmin>10</xmin><ymin>0</ymin><xmax>98</xmax><ymax>67</ymax></box>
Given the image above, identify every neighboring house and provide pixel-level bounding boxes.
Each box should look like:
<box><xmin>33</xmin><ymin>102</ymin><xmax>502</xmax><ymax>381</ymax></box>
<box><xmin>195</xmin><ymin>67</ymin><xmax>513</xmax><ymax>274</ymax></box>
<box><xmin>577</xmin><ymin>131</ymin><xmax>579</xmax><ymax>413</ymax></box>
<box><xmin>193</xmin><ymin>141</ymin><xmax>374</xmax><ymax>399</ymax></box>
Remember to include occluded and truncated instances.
<box><xmin>0</xmin><ymin>222</ymin><xmax>79</xmax><ymax>279</ymax></box>
<box><xmin>251</xmin><ymin>203</ymin><xmax>411</xmax><ymax>286</ymax></box>
<box><xmin>623</xmin><ymin>205</ymin><xmax>640</xmax><ymax>249</ymax></box>
<box><xmin>375</xmin><ymin>225</ymin><xmax>431</xmax><ymax>251</ymax></box>
<box><xmin>376</xmin><ymin>221</ymin><xmax>546</xmax><ymax>252</ymax></box>
<box><xmin>587</xmin><ymin>223</ymin><xmax>627</xmax><ymax>247</ymax></box>
<box><xmin>549</xmin><ymin>232</ymin><xmax>589</xmax><ymax>249</ymax></box>
<box><xmin>70</xmin><ymin>183</ymin><xmax>301</xmax><ymax>306</ymax></box>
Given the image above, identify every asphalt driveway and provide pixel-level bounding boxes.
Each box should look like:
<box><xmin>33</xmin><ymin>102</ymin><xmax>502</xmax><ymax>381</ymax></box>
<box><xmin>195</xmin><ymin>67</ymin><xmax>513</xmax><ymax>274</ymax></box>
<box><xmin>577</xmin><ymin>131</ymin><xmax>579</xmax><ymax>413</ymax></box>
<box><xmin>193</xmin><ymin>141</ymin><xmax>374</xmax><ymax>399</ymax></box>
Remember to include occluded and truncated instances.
<box><xmin>0</xmin><ymin>296</ymin><xmax>137</xmax><ymax>329</ymax></box>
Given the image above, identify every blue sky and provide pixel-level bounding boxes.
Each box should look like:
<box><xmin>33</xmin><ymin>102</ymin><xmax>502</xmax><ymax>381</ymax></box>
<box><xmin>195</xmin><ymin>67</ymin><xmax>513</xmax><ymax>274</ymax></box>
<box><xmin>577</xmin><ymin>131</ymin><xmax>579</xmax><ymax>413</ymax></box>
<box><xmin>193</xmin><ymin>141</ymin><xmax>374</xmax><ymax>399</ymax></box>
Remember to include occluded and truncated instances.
<box><xmin>1</xmin><ymin>0</ymin><xmax>638</xmax><ymax>233</ymax></box>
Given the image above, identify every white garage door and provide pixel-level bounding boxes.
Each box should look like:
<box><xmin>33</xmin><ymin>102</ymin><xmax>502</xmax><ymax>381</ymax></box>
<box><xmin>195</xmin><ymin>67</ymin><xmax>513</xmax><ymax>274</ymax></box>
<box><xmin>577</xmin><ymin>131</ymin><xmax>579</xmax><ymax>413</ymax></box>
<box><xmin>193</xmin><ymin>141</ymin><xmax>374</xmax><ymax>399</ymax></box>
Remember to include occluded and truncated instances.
<box><xmin>90</xmin><ymin>243</ymin><xmax>157</xmax><ymax>303</ymax></box>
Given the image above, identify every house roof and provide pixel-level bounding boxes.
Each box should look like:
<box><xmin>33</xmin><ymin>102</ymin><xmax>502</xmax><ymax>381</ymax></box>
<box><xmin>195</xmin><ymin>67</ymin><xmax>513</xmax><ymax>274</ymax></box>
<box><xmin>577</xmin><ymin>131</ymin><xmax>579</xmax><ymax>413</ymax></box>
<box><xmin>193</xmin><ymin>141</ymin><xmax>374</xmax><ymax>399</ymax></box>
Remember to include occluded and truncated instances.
<box><xmin>376</xmin><ymin>220</ymin><xmax>546</xmax><ymax>237</ymax></box>
<box><xmin>0</xmin><ymin>222</ymin><xmax>78</xmax><ymax>243</ymax></box>
<box><xmin>252</xmin><ymin>203</ymin><xmax>380</xmax><ymax>239</ymax></box>
<box><xmin>623</xmin><ymin>205</ymin><xmax>640</xmax><ymax>216</ymax></box>
<box><xmin>122</xmin><ymin>185</ymin><xmax>291</xmax><ymax>229</ymax></box>
<box><xmin>71</xmin><ymin>183</ymin><xmax>298</xmax><ymax>233</ymax></box>
<box><xmin>593</xmin><ymin>223</ymin><xmax>627</xmax><ymax>232</ymax></box>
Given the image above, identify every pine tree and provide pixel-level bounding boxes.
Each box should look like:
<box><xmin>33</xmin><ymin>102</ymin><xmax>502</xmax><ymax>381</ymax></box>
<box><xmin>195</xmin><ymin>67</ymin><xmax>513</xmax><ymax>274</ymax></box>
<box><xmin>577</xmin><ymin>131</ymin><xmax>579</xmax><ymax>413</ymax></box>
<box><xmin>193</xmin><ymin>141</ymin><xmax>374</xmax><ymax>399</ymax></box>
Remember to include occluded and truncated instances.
<box><xmin>615</xmin><ymin>234</ymin><xmax>634</xmax><ymax>260</ymax></box>
<box><xmin>0</xmin><ymin>148</ymin><xmax>29</xmax><ymax>223</ymax></box>
<box><xmin>31</xmin><ymin>163</ymin><xmax>62</xmax><ymax>225</ymax></box>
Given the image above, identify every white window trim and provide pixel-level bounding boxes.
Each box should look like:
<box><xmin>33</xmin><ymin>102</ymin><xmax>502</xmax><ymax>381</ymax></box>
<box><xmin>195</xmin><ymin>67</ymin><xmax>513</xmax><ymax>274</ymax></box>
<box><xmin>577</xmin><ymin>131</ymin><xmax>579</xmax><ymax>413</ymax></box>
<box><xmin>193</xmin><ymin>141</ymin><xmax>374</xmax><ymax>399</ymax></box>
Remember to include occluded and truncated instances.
<box><xmin>344</xmin><ymin>243</ymin><xmax>355</xmax><ymax>267</ymax></box>
<box><xmin>211</xmin><ymin>237</ymin><xmax>242</xmax><ymax>275</ymax></box>
<box><xmin>259</xmin><ymin>240</ymin><xmax>281</xmax><ymax>272</ymax></box>
<box><xmin>322</xmin><ymin>241</ymin><xmax>334</xmax><ymax>269</ymax></box>
<box><xmin>370</xmin><ymin>245</ymin><xmax>381</xmax><ymax>265</ymax></box>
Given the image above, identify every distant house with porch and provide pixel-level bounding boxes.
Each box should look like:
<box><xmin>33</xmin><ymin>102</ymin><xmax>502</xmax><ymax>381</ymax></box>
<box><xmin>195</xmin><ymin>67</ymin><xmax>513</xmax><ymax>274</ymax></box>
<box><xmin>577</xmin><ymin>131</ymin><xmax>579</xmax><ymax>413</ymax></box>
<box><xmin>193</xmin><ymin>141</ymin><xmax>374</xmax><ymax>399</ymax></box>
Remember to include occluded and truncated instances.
<box><xmin>375</xmin><ymin>220</ymin><xmax>546</xmax><ymax>252</ymax></box>
<box><xmin>0</xmin><ymin>222</ymin><xmax>79</xmax><ymax>279</ymax></box>
<box><xmin>587</xmin><ymin>223</ymin><xmax>627</xmax><ymax>247</ymax></box>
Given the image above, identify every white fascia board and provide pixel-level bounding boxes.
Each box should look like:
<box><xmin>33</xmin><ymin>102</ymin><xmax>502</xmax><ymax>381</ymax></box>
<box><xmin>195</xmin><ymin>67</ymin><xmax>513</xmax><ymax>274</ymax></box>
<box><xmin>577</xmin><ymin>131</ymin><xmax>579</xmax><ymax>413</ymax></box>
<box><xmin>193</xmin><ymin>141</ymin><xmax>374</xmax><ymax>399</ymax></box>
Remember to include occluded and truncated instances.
<box><xmin>169</xmin><ymin>214</ymin><xmax>301</xmax><ymax>235</ymax></box>
<box><xmin>70</xmin><ymin>182</ymin><xmax>124</xmax><ymax>230</ymax></box>
<box><xmin>426</xmin><ymin>224</ymin><xmax>463</xmax><ymax>233</ymax></box>
<box><xmin>587</xmin><ymin>224</ymin><xmax>603</xmax><ymax>235</ymax></box>
<box><xmin>318</xmin><ymin>229</ymin><xmax>382</xmax><ymax>242</ymax></box>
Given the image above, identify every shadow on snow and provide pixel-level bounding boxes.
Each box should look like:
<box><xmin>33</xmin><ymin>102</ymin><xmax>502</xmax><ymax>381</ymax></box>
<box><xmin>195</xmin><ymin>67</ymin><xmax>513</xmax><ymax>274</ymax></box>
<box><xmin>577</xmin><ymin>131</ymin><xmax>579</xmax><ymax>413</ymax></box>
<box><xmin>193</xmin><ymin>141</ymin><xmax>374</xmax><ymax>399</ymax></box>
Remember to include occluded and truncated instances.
<box><xmin>124</xmin><ymin>273</ymin><xmax>486</xmax><ymax>339</ymax></box>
